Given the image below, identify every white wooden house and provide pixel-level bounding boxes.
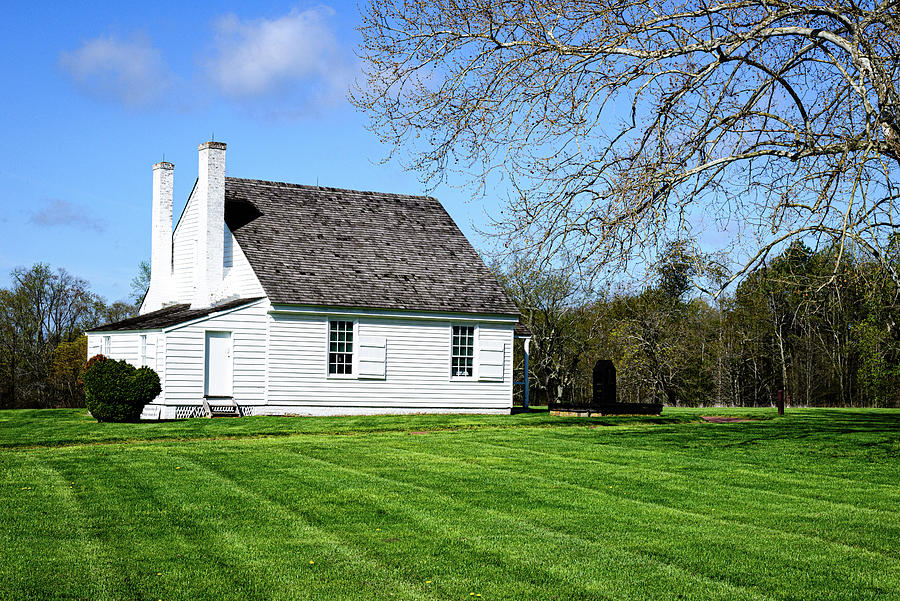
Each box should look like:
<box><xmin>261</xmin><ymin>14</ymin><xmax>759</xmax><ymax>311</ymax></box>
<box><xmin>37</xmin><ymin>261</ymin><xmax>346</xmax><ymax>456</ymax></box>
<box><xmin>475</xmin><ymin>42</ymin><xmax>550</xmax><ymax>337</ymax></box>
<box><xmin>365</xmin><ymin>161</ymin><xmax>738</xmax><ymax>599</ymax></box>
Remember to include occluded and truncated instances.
<box><xmin>86</xmin><ymin>141</ymin><xmax>527</xmax><ymax>419</ymax></box>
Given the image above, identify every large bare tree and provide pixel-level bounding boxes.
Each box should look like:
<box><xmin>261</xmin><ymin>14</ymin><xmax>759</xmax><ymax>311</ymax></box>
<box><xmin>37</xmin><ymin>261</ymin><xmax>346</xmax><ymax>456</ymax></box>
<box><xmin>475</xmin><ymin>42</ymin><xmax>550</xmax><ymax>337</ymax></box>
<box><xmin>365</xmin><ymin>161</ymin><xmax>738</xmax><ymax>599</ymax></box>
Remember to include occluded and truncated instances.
<box><xmin>353</xmin><ymin>0</ymin><xmax>900</xmax><ymax>290</ymax></box>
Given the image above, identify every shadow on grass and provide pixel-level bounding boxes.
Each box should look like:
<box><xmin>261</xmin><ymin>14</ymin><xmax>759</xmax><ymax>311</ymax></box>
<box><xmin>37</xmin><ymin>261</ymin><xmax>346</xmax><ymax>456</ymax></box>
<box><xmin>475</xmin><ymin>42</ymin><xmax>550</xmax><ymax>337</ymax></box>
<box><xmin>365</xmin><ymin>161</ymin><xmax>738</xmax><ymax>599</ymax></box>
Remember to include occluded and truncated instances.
<box><xmin>659</xmin><ymin>409</ymin><xmax>900</xmax><ymax>454</ymax></box>
<box><xmin>750</xmin><ymin>409</ymin><xmax>897</xmax><ymax>434</ymax></box>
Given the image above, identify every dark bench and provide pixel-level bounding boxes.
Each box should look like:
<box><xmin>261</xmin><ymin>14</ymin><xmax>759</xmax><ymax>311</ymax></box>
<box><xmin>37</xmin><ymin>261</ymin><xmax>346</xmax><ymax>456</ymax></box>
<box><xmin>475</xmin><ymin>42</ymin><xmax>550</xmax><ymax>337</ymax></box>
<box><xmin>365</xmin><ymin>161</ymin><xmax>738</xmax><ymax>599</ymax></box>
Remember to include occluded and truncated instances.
<box><xmin>550</xmin><ymin>402</ymin><xmax>663</xmax><ymax>416</ymax></box>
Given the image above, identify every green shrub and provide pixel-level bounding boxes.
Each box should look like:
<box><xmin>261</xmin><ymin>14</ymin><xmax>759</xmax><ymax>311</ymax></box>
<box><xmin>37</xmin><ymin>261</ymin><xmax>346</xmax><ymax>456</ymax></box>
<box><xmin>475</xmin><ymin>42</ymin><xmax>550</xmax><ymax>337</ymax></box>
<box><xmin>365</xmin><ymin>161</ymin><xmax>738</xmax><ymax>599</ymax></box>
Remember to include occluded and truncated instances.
<box><xmin>83</xmin><ymin>355</ymin><xmax>161</xmax><ymax>422</ymax></box>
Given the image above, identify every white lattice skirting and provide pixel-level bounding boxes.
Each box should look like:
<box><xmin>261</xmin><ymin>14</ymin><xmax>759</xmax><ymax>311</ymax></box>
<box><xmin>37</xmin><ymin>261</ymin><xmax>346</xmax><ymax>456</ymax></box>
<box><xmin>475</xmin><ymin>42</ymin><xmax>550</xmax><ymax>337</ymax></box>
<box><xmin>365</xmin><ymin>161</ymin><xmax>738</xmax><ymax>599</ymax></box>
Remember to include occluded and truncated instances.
<box><xmin>140</xmin><ymin>404</ymin><xmax>256</xmax><ymax>420</ymax></box>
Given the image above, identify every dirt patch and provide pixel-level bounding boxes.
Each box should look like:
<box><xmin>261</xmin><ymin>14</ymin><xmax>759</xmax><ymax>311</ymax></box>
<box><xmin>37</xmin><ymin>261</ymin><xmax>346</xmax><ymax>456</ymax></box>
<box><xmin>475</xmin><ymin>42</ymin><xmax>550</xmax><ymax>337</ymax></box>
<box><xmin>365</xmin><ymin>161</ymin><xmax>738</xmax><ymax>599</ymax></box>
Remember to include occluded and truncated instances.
<box><xmin>700</xmin><ymin>416</ymin><xmax>755</xmax><ymax>423</ymax></box>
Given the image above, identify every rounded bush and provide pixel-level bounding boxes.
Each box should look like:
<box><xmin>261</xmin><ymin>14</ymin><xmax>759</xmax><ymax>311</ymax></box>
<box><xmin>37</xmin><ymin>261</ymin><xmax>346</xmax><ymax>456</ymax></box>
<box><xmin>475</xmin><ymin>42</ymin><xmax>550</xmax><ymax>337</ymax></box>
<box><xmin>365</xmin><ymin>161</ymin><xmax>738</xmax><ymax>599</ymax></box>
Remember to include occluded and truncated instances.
<box><xmin>83</xmin><ymin>355</ymin><xmax>161</xmax><ymax>422</ymax></box>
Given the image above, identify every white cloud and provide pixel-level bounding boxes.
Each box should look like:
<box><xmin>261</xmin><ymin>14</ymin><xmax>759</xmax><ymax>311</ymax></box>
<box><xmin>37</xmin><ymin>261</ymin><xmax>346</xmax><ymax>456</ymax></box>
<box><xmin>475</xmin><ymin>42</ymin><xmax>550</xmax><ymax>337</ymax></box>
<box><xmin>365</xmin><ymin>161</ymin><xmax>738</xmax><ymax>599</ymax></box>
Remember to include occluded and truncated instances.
<box><xmin>28</xmin><ymin>199</ymin><xmax>105</xmax><ymax>232</ymax></box>
<box><xmin>59</xmin><ymin>34</ymin><xmax>171</xmax><ymax>106</ymax></box>
<box><xmin>204</xmin><ymin>7</ymin><xmax>353</xmax><ymax>109</ymax></box>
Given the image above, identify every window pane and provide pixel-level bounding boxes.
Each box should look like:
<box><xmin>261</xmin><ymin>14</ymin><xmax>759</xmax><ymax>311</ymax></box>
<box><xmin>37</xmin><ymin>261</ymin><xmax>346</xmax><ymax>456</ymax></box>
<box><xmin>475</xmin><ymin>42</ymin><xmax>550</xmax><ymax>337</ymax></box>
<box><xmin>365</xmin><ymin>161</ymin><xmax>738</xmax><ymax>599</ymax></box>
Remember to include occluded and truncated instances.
<box><xmin>451</xmin><ymin>325</ymin><xmax>474</xmax><ymax>377</ymax></box>
<box><xmin>328</xmin><ymin>321</ymin><xmax>354</xmax><ymax>375</ymax></box>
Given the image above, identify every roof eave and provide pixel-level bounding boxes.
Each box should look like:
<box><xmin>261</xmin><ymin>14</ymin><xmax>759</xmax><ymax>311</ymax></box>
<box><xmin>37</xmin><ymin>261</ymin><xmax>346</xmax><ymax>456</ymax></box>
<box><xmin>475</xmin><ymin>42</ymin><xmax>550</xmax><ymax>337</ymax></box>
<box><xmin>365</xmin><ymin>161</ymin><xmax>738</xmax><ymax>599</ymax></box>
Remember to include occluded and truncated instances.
<box><xmin>269</xmin><ymin>302</ymin><xmax>520</xmax><ymax>321</ymax></box>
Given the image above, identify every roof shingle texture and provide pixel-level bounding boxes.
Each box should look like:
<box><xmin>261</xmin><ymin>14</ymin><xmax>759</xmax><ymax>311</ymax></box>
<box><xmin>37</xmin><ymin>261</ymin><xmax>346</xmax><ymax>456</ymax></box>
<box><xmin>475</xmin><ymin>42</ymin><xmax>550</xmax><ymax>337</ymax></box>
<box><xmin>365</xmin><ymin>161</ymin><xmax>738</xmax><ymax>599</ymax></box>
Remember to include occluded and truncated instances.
<box><xmin>91</xmin><ymin>298</ymin><xmax>264</xmax><ymax>332</ymax></box>
<box><xmin>224</xmin><ymin>178</ymin><xmax>519</xmax><ymax>315</ymax></box>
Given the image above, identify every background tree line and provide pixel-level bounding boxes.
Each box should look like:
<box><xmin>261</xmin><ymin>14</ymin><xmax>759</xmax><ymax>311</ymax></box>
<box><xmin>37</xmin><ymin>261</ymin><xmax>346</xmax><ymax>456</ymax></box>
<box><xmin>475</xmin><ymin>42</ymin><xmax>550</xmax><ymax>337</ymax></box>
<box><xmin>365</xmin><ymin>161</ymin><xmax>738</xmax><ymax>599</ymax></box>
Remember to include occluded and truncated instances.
<box><xmin>353</xmin><ymin>0</ymin><xmax>900</xmax><ymax>408</ymax></box>
<box><xmin>0</xmin><ymin>262</ymin><xmax>147</xmax><ymax>409</ymax></box>
<box><xmin>4</xmin><ymin>246</ymin><xmax>897</xmax><ymax>410</ymax></box>
<box><xmin>503</xmin><ymin>240</ymin><xmax>900</xmax><ymax>408</ymax></box>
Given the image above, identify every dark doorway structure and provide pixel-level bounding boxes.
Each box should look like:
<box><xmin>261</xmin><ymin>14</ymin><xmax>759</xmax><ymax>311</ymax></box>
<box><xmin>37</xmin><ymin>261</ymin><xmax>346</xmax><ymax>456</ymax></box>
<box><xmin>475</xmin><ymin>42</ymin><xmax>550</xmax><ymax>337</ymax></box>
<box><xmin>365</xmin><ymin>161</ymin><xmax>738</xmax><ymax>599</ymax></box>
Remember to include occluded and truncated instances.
<box><xmin>550</xmin><ymin>360</ymin><xmax>662</xmax><ymax>416</ymax></box>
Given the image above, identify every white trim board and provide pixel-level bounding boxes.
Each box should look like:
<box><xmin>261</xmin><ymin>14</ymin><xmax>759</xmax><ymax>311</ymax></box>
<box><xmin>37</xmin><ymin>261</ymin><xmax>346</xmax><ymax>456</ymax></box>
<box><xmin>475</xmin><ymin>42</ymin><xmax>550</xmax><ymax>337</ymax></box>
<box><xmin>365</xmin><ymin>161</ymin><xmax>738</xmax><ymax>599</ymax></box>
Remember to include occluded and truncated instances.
<box><xmin>270</xmin><ymin>304</ymin><xmax>518</xmax><ymax>324</ymax></box>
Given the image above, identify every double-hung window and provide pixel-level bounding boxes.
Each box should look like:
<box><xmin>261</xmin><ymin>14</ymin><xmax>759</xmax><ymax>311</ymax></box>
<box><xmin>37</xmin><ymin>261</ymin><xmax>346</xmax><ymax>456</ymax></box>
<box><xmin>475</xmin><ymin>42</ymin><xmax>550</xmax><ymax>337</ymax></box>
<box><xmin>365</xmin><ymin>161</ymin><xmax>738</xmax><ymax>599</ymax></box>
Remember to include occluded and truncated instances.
<box><xmin>451</xmin><ymin>325</ymin><xmax>475</xmax><ymax>377</ymax></box>
<box><xmin>328</xmin><ymin>320</ymin><xmax>354</xmax><ymax>375</ymax></box>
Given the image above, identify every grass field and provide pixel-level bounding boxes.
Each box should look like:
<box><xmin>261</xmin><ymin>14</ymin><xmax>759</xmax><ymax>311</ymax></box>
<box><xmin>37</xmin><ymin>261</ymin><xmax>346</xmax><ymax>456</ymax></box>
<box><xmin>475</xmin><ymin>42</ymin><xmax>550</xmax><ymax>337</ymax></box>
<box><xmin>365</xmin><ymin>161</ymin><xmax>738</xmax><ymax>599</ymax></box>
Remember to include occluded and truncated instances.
<box><xmin>1</xmin><ymin>408</ymin><xmax>898</xmax><ymax>600</ymax></box>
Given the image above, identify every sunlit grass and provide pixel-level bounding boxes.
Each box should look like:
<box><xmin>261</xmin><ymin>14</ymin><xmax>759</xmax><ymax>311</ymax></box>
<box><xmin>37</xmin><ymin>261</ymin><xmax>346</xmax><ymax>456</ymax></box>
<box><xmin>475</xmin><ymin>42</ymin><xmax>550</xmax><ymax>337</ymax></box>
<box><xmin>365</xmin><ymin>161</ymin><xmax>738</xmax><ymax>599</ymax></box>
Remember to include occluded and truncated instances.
<box><xmin>1</xmin><ymin>408</ymin><xmax>897</xmax><ymax>600</ymax></box>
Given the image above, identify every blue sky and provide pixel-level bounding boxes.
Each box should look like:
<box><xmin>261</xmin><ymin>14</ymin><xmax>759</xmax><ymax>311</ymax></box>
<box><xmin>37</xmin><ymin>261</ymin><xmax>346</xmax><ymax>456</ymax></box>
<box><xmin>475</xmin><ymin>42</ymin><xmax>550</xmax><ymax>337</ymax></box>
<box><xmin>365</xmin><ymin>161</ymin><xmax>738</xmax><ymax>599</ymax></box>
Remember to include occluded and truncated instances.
<box><xmin>0</xmin><ymin>2</ymin><xmax>496</xmax><ymax>302</ymax></box>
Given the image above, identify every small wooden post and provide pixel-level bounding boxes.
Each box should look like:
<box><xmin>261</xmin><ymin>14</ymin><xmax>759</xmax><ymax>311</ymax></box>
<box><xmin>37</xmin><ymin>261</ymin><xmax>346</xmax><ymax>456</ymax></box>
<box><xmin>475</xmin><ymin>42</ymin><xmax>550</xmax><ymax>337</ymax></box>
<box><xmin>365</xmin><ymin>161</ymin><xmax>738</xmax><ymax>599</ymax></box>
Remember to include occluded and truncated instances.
<box><xmin>523</xmin><ymin>338</ymin><xmax>530</xmax><ymax>411</ymax></box>
<box><xmin>777</xmin><ymin>389</ymin><xmax>785</xmax><ymax>415</ymax></box>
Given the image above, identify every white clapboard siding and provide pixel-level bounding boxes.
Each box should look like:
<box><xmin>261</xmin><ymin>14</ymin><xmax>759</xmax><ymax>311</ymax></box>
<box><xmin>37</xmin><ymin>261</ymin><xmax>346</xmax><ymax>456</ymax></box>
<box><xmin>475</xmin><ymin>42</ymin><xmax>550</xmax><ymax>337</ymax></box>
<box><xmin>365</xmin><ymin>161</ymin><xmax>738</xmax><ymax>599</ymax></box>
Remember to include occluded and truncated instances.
<box><xmin>478</xmin><ymin>340</ymin><xmax>506</xmax><ymax>381</ymax></box>
<box><xmin>213</xmin><ymin>228</ymin><xmax>266</xmax><ymax>300</ymax></box>
<box><xmin>155</xmin><ymin>332</ymin><xmax>166</xmax><ymax>403</ymax></box>
<box><xmin>102</xmin><ymin>301</ymin><xmax>516</xmax><ymax>414</ymax></box>
<box><xmin>97</xmin><ymin>333</ymin><xmax>141</xmax><ymax>366</ymax></box>
<box><xmin>173</xmin><ymin>194</ymin><xmax>265</xmax><ymax>305</ymax></box>
<box><xmin>357</xmin><ymin>336</ymin><xmax>387</xmax><ymax>379</ymax></box>
<box><xmin>86</xmin><ymin>335</ymin><xmax>103</xmax><ymax>358</ymax></box>
<box><xmin>267</xmin><ymin>314</ymin><xmax>514</xmax><ymax>410</ymax></box>
<box><xmin>92</xmin><ymin>332</ymin><xmax>165</xmax><ymax>369</ymax></box>
<box><xmin>172</xmin><ymin>190</ymin><xmax>198</xmax><ymax>302</ymax></box>
<box><xmin>162</xmin><ymin>300</ymin><xmax>268</xmax><ymax>405</ymax></box>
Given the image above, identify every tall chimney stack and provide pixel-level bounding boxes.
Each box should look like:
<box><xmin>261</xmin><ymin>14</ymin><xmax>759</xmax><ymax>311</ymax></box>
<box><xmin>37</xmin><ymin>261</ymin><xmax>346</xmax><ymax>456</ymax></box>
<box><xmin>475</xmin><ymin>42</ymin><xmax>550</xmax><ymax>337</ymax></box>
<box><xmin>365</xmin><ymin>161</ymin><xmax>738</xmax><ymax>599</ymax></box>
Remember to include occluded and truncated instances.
<box><xmin>192</xmin><ymin>141</ymin><xmax>227</xmax><ymax>308</ymax></box>
<box><xmin>144</xmin><ymin>161</ymin><xmax>174</xmax><ymax>314</ymax></box>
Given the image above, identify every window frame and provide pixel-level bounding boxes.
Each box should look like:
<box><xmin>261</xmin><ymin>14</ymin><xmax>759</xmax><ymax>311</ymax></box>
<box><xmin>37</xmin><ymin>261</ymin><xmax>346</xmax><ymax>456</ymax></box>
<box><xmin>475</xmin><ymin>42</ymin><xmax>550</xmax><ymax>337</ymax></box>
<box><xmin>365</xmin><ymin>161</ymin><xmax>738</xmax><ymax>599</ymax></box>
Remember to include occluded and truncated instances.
<box><xmin>326</xmin><ymin>319</ymin><xmax>358</xmax><ymax>379</ymax></box>
<box><xmin>449</xmin><ymin>323</ymin><xmax>478</xmax><ymax>380</ymax></box>
<box><xmin>140</xmin><ymin>334</ymin><xmax>148</xmax><ymax>367</ymax></box>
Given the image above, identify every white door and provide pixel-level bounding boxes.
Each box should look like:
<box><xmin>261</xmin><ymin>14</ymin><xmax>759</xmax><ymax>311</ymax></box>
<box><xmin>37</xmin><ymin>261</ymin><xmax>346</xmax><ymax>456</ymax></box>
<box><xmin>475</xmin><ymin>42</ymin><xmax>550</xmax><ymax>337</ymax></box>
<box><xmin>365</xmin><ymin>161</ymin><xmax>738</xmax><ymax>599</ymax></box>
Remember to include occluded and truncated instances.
<box><xmin>205</xmin><ymin>331</ymin><xmax>233</xmax><ymax>397</ymax></box>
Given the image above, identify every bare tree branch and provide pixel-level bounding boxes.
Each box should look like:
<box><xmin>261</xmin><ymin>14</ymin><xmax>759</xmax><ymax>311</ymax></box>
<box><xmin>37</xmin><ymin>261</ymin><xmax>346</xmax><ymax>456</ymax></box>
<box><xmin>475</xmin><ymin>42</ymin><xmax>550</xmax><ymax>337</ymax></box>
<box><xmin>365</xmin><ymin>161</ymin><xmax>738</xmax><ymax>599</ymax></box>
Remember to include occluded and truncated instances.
<box><xmin>353</xmin><ymin>0</ymin><xmax>900</xmax><ymax>290</ymax></box>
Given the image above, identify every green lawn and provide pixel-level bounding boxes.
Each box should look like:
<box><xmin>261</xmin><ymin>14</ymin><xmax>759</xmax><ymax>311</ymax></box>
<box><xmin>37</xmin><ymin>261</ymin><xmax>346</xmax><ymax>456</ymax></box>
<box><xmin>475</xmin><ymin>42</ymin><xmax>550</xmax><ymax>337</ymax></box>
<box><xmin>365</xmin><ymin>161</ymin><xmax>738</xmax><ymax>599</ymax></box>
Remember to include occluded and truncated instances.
<box><xmin>1</xmin><ymin>408</ymin><xmax>897</xmax><ymax>600</ymax></box>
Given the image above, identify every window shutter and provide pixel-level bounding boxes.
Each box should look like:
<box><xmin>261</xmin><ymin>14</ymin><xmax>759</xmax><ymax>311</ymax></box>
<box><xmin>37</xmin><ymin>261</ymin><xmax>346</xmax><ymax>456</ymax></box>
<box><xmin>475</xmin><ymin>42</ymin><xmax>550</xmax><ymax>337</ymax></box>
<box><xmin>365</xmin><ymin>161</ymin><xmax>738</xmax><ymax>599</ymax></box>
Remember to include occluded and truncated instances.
<box><xmin>358</xmin><ymin>336</ymin><xmax>387</xmax><ymax>379</ymax></box>
<box><xmin>478</xmin><ymin>341</ymin><xmax>506</xmax><ymax>381</ymax></box>
<box><xmin>145</xmin><ymin>336</ymin><xmax>157</xmax><ymax>370</ymax></box>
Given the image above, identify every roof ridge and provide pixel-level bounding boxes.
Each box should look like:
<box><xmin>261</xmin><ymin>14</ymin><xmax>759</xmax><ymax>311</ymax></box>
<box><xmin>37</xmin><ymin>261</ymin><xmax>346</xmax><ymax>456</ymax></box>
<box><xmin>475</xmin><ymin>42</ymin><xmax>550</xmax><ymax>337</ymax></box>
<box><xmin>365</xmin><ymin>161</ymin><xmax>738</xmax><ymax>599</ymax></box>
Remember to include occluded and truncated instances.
<box><xmin>226</xmin><ymin>177</ymin><xmax>435</xmax><ymax>201</ymax></box>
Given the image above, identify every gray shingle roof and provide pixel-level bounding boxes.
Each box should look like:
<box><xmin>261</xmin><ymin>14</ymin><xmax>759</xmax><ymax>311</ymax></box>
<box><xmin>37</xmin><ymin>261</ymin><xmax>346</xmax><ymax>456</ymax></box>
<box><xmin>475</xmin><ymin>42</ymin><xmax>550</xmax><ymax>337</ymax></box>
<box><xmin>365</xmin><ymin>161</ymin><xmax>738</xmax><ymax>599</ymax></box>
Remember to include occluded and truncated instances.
<box><xmin>224</xmin><ymin>178</ymin><xmax>519</xmax><ymax>316</ymax></box>
<box><xmin>90</xmin><ymin>298</ymin><xmax>265</xmax><ymax>332</ymax></box>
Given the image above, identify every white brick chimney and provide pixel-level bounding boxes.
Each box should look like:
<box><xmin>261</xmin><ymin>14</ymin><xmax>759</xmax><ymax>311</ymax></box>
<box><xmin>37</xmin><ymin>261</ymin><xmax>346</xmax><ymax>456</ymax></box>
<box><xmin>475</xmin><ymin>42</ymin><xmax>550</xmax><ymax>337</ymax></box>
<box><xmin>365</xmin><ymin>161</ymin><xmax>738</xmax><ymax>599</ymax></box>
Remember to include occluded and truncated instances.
<box><xmin>142</xmin><ymin>160</ymin><xmax>175</xmax><ymax>314</ymax></box>
<box><xmin>191</xmin><ymin>141</ymin><xmax>227</xmax><ymax>308</ymax></box>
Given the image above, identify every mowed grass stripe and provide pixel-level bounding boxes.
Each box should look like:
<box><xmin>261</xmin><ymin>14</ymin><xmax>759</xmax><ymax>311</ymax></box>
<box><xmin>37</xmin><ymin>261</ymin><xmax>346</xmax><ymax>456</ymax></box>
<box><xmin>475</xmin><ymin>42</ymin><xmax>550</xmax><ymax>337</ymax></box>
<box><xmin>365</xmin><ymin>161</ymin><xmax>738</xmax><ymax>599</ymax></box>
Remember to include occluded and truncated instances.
<box><xmin>478</xmin><ymin>432</ymin><xmax>898</xmax><ymax>513</ymax></box>
<box><xmin>172</xmin><ymin>438</ymin><xmax>771</xmax><ymax>601</ymax></box>
<box><xmin>490</xmin><ymin>425</ymin><xmax>900</xmax><ymax>505</ymax></box>
<box><xmin>171</xmin><ymin>450</ymin><xmax>438</xmax><ymax>601</ymax></box>
<box><xmin>468</xmin><ymin>435</ymin><xmax>900</xmax><ymax>550</ymax></box>
<box><xmin>565</xmin><ymin>415</ymin><xmax>900</xmax><ymax>486</ymax></box>
<box><xmin>301</xmin><ymin>444</ymin><xmax>780</xmax><ymax>601</ymax></box>
<box><xmin>282</xmin><ymin>433</ymin><xmax>895</xmax><ymax>601</ymax></box>
<box><xmin>541</xmin><ymin>421</ymin><xmax>899</xmax><ymax>481</ymax></box>
<box><xmin>374</xmin><ymin>437</ymin><xmax>897</xmax><ymax>600</ymax></box>
<box><xmin>0</xmin><ymin>453</ymin><xmax>115</xmax><ymax>601</ymax></box>
<box><xmin>165</xmin><ymin>442</ymin><xmax>629</xmax><ymax>601</ymax></box>
<box><xmin>281</xmin><ymin>437</ymin><xmax>777</xmax><ymax>601</ymax></box>
<box><xmin>36</xmin><ymin>445</ymin><xmax>278</xmax><ymax>601</ymax></box>
<box><xmin>386</xmin><ymin>435</ymin><xmax>899</xmax><ymax>560</ymax></box>
<box><xmin>38</xmin><ymin>444</ymin><xmax>435</xmax><ymax>601</ymax></box>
